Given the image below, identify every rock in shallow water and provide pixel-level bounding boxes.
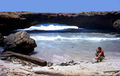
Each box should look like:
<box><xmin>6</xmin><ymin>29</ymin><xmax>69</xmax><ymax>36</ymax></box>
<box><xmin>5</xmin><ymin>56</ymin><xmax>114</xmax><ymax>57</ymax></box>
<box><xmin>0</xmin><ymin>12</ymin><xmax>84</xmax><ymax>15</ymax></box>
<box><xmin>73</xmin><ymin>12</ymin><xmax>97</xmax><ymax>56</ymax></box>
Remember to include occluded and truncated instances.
<box><xmin>4</xmin><ymin>31</ymin><xmax>37</xmax><ymax>54</ymax></box>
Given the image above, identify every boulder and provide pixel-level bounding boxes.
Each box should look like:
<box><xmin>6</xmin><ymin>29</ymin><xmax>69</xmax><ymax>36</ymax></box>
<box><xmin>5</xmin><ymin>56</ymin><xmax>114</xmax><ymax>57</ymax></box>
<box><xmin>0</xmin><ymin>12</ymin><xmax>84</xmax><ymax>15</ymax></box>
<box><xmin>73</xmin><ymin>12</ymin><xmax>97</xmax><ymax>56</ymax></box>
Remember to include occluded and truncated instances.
<box><xmin>4</xmin><ymin>31</ymin><xmax>37</xmax><ymax>54</ymax></box>
<box><xmin>0</xmin><ymin>33</ymin><xmax>4</xmax><ymax>46</ymax></box>
<box><xmin>113</xmin><ymin>19</ymin><xmax>120</xmax><ymax>31</ymax></box>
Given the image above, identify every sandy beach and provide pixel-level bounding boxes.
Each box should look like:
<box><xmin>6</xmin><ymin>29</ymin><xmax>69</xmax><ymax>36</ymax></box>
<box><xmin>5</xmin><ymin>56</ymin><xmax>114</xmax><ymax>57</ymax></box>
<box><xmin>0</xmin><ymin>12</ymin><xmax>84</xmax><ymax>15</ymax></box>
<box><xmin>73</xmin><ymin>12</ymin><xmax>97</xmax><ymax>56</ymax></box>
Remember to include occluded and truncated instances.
<box><xmin>0</xmin><ymin>55</ymin><xmax>120</xmax><ymax>76</ymax></box>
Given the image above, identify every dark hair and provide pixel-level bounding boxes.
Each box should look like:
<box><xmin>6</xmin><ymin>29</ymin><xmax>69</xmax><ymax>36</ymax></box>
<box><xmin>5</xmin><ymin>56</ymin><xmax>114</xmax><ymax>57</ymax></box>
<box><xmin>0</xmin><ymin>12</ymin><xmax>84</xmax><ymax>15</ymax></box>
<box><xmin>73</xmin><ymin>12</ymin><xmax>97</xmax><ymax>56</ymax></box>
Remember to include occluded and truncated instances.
<box><xmin>98</xmin><ymin>47</ymin><xmax>102</xmax><ymax>50</ymax></box>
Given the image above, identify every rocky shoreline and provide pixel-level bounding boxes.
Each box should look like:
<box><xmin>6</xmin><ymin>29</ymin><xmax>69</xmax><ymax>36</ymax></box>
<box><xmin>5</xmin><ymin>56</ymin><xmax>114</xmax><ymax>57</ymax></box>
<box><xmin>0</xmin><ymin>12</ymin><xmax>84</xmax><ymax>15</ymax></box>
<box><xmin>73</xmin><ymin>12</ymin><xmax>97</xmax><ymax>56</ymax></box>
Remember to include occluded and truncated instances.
<box><xmin>0</xmin><ymin>11</ymin><xmax>120</xmax><ymax>35</ymax></box>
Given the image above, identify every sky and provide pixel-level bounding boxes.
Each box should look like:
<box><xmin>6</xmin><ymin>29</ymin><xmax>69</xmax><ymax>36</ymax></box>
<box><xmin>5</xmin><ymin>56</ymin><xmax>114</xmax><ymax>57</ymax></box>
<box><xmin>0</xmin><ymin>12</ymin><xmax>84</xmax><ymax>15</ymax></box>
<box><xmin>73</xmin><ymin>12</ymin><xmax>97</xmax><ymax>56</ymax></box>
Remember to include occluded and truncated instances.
<box><xmin>0</xmin><ymin>0</ymin><xmax>120</xmax><ymax>13</ymax></box>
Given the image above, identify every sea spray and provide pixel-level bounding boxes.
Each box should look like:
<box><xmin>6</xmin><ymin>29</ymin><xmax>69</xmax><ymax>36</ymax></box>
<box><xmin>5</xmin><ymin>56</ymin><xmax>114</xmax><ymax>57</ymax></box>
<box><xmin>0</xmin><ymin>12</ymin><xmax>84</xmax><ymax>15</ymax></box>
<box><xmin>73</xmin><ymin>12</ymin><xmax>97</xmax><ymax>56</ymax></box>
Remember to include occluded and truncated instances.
<box><xmin>18</xmin><ymin>24</ymin><xmax>79</xmax><ymax>31</ymax></box>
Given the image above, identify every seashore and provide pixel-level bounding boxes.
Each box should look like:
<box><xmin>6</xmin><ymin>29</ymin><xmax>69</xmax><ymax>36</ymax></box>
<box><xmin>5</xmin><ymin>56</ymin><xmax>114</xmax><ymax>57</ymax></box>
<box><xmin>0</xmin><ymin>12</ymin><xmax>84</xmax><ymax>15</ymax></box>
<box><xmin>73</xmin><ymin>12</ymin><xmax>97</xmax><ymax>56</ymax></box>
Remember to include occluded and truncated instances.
<box><xmin>0</xmin><ymin>11</ymin><xmax>120</xmax><ymax>76</ymax></box>
<box><xmin>0</xmin><ymin>51</ymin><xmax>120</xmax><ymax>76</ymax></box>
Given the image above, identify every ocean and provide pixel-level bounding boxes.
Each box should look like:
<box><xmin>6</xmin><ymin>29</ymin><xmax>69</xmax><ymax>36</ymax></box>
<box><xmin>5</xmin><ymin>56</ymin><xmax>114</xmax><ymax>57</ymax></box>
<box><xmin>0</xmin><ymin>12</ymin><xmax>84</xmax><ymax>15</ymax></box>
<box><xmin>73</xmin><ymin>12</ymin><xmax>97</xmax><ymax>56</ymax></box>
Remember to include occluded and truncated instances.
<box><xmin>17</xmin><ymin>23</ymin><xmax>120</xmax><ymax>63</ymax></box>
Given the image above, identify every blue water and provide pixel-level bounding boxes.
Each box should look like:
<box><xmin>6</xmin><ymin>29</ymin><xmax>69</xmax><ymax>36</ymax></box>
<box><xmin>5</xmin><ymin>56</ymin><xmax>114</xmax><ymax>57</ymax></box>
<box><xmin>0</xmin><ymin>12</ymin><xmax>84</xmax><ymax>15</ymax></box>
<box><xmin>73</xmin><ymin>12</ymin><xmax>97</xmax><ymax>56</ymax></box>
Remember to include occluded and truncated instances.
<box><xmin>17</xmin><ymin>23</ymin><xmax>120</xmax><ymax>63</ymax></box>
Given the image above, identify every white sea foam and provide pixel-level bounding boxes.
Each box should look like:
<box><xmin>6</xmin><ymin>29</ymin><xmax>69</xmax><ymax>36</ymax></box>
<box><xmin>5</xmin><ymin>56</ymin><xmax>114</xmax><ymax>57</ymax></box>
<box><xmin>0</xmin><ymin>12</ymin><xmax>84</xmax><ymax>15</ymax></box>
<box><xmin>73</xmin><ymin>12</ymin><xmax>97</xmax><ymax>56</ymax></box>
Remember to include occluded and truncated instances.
<box><xmin>19</xmin><ymin>24</ymin><xmax>79</xmax><ymax>31</ymax></box>
<box><xmin>31</xmin><ymin>35</ymin><xmax>120</xmax><ymax>41</ymax></box>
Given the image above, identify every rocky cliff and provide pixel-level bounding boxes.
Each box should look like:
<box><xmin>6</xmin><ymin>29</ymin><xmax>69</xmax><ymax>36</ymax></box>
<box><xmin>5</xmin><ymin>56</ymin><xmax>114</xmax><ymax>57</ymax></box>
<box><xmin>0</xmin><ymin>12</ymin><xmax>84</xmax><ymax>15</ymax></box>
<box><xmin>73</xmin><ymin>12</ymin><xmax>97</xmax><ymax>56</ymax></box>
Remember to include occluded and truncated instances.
<box><xmin>0</xmin><ymin>11</ymin><xmax>120</xmax><ymax>34</ymax></box>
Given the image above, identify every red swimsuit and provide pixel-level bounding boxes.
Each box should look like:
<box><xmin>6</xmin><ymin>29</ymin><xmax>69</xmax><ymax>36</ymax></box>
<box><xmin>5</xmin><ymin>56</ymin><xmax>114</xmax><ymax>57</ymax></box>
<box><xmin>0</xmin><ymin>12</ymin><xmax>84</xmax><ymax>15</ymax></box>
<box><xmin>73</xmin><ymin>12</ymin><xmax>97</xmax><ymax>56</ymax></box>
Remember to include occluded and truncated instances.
<box><xmin>100</xmin><ymin>50</ymin><xmax>105</xmax><ymax>57</ymax></box>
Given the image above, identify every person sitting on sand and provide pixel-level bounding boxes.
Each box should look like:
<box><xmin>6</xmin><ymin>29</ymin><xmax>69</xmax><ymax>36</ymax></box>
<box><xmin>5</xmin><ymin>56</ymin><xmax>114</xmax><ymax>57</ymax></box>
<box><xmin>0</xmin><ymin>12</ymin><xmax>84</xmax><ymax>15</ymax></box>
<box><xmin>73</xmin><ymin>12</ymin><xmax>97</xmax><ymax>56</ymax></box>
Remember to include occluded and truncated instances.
<box><xmin>95</xmin><ymin>47</ymin><xmax>105</xmax><ymax>62</ymax></box>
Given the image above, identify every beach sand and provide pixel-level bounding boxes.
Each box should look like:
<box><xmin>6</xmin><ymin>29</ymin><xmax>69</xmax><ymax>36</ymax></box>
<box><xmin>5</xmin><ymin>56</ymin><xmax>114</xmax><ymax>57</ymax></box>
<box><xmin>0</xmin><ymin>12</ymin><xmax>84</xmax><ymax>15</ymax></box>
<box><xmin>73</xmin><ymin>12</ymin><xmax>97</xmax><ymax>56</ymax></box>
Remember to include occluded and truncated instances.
<box><xmin>0</xmin><ymin>57</ymin><xmax>120</xmax><ymax>76</ymax></box>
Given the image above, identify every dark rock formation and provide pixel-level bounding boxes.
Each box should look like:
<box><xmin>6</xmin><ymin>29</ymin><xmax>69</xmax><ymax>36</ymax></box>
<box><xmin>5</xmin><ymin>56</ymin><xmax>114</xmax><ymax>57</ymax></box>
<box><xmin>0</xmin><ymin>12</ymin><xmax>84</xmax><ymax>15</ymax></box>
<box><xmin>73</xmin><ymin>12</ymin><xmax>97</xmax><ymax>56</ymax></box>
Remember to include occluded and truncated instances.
<box><xmin>59</xmin><ymin>60</ymin><xmax>77</xmax><ymax>66</ymax></box>
<box><xmin>4</xmin><ymin>31</ymin><xmax>37</xmax><ymax>54</ymax></box>
<box><xmin>0</xmin><ymin>12</ymin><xmax>31</xmax><ymax>35</ymax></box>
<box><xmin>0</xmin><ymin>33</ymin><xmax>4</xmax><ymax>46</ymax></box>
<box><xmin>0</xmin><ymin>11</ymin><xmax>120</xmax><ymax>34</ymax></box>
<box><xmin>113</xmin><ymin>19</ymin><xmax>120</xmax><ymax>31</ymax></box>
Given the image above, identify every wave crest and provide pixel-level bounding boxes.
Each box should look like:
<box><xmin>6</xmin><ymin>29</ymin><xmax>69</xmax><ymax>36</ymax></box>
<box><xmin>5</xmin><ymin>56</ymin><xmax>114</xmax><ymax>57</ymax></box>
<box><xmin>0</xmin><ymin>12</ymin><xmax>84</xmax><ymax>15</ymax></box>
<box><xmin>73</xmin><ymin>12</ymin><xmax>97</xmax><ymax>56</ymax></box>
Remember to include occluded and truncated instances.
<box><xmin>19</xmin><ymin>24</ymin><xmax>79</xmax><ymax>31</ymax></box>
<box><xmin>31</xmin><ymin>35</ymin><xmax>120</xmax><ymax>41</ymax></box>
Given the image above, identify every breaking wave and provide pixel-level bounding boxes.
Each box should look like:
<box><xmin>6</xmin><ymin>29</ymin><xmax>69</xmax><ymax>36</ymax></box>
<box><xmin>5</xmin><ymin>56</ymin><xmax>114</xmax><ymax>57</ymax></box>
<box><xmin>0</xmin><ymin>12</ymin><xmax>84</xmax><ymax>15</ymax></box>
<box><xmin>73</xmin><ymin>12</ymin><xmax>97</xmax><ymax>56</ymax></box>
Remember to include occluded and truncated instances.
<box><xmin>18</xmin><ymin>24</ymin><xmax>79</xmax><ymax>31</ymax></box>
<box><xmin>31</xmin><ymin>35</ymin><xmax>120</xmax><ymax>41</ymax></box>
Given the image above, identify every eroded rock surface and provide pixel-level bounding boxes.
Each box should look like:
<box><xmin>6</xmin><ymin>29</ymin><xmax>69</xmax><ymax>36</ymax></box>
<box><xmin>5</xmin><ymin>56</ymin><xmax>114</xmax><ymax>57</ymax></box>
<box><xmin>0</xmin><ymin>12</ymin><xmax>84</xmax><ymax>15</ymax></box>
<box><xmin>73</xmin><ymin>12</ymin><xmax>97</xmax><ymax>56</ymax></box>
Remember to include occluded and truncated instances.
<box><xmin>4</xmin><ymin>31</ymin><xmax>37</xmax><ymax>54</ymax></box>
<box><xmin>0</xmin><ymin>11</ymin><xmax>120</xmax><ymax>34</ymax></box>
<box><xmin>113</xmin><ymin>19</ymin><xmax>120</xmax><ymax>31</ymax></box>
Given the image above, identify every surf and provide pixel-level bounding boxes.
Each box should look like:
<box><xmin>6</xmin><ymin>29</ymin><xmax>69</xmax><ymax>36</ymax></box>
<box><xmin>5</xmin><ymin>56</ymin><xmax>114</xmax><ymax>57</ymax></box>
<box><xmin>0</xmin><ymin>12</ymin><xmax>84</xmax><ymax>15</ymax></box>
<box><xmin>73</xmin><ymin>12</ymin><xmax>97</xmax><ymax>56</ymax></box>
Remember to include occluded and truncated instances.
<box><xmin>31</xmin><ymin>35</ymin><xmax>120</xmax><ymax>41</ymax></box>
<box><xmin>18</xmin><ymin>23</ymin><xmax>79</xmax><ymax>31</ymax></box>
